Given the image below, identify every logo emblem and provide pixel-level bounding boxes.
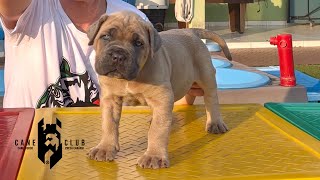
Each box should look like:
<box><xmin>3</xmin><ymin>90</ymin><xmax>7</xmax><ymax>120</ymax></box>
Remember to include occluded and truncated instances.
<box><xmin>38</xmin><ymin>118</ymin><xmax>62</xmax><ymax>169</ymax></box>
<box><xmin>37</xmin><ymin>57</ymin><xmax>100</xmax><ymax>108</ymax></box>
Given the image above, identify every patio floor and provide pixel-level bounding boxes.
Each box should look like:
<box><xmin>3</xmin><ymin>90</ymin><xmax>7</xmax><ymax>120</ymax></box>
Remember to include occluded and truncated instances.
<box><xmin>208</xmin><ymin>24</ymin><xmax>320</xmax><ymax>66</ymax></box>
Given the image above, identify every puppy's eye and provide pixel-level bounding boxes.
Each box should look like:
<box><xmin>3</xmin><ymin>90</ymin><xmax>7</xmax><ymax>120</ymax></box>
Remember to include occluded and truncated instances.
<box><xmin>134</xmin><ymin>40</ymin><xmax>143</xmax><ymax>47</ymax></box>
<box><xmin>102</xmin><ymin>34</ymin><xmax>111</xmax><ymax>41</ymax></box>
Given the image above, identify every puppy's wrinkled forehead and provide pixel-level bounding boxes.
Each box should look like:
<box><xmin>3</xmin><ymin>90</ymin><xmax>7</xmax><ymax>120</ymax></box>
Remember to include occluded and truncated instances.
<box><xmin>98</xmin><ymin>12</ymin><xmax>147</xmax><ymax>41</ymax></box>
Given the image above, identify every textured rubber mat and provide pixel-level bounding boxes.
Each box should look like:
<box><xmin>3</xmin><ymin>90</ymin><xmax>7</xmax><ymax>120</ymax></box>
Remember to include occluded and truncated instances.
<box><xmin>0</xmin><ymin>109</ymin><xmax>35</xmax><ymax>180</ymax></box>
<box><xmin>265</xmin><ymin>103</ymin><xmax>320</xmax><ymax>141</ymax></box>
<box><xmin>18</xmin><ymin>105</ymin><xmax>320</xmax><ymax>180</ymax></box>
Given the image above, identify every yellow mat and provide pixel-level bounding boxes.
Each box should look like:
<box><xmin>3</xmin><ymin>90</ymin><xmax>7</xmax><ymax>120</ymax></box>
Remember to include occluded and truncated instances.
<box><xmin>18</xmin><ymin>105</ymin><xmax>320</xmax><ymax>180</ymax></box>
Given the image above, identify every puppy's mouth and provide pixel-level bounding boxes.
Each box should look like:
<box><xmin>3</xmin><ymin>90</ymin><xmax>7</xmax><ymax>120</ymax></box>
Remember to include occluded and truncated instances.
<box><xmin>103</xmin><ymin>68</ymin><xmax>137</xmax><ymax>80</ymax></box>
<box><xmin>104</xmin><ymin>69</ymin><xmax>122</xmax><ymax>78</ymax></box>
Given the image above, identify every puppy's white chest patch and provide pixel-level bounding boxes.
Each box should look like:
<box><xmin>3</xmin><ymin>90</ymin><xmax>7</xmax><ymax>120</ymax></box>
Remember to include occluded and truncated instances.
<box><xmin>122</xmin><ymin>82</ymin><xmax>148</xmax><ymax>106</ymax></box>
<box><xmin>122</xmin><ymin>93</ymin><xmax>147</xmax><ymax>106</ymax></box>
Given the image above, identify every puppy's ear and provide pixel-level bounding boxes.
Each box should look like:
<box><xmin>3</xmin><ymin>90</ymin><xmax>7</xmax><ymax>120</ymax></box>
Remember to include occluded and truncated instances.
<box><xmin>147</xmin><ymin>22</ymin><xmax>162</xmax><ymax>58</ymax></box>
<box><xmin>87</xmin><ymin>14</ymin><xmax>109</xmax><ymax>46</ymax></box>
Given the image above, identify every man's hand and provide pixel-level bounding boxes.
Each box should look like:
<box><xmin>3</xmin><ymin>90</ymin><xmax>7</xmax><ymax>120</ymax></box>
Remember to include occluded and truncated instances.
<box><xmin>174</xmin><ymin>83</ymin><xmax>204</xmax><ymax>105</ymax></box>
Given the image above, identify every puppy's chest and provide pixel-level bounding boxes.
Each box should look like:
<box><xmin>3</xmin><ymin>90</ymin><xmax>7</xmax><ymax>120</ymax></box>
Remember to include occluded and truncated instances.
<box><xmin>123</xmin><ymin>83</ymin><xmax>148</xmax><ymax>105</ymax></box>
<box><xmin>122</xmin><ymin>93</ymin><xmax>147</xmax><ymax>106</ymax></box>
<box><xmin>105</xmin><ymin>81</ymin><xmax>148</xmax><ymax>106</ymax></box>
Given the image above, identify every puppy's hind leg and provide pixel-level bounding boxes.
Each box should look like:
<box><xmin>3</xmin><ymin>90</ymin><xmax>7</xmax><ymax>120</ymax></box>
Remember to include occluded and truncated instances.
<box><xmin>196</xmin><ymin>67</ymin><xmax>228</xmax><ymax>134</ymax></box>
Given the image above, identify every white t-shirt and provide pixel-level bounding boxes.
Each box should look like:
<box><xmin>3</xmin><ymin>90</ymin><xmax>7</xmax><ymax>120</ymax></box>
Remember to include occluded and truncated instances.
<box><xmin>1</xmin><ymin>0</ymin><xmax>148</xmax><ymax>108</ymax></box>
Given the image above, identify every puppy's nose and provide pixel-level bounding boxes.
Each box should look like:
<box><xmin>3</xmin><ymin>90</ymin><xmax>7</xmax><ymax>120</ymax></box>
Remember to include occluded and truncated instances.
<box><xmin>111</xmin><ymin>52</ymin><xmax>125</xmax><ymax>62</ymax></box>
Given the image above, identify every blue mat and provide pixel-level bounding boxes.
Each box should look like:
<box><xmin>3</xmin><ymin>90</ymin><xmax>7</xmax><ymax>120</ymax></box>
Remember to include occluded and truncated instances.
<box><xmin>258</xmin><ymin>66</ymin><xmax>320</xmax><ymax>101</ymax></box>
<box><xmin>0</xmin><ymin>27</ymin><xmax>4</xmax><ymax>40</ymax></box>
<box><xmin>216</xmin><ymin>68</ymin><xmax>270</xmax><ymax>89</ymax></box>
<box><xmin>211</xmin><ymin>58</ymin><xmax>232</xmax><ymax>68</ymax></box>
<box><xmin>206</xmin><ymin>42</ymin><xmax>221</xmax><ymax>52</ymax></box>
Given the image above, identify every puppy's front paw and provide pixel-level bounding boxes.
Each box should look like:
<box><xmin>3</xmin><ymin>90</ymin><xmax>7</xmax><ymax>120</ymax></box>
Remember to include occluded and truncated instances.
<box><xmin>137</xmin><ymin>152</ymin><xmax>170</xmax><ymax>169</ymax></box>
<box><xmin>206</xmin><ymin>119</ymin><xmax>228</xmax><ymax>134</ymax></box>
<box><xmin>87</xmin><ymin>144</ymin><xmax>119</xmax><ymax>161</ymax></box>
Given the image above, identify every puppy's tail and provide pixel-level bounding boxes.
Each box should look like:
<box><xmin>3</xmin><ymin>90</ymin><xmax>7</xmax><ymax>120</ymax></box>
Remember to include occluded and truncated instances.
<box><xmin>192</xmin><ymin>28</ymin><xmax>232</xmax><ymax>61</ymax></box>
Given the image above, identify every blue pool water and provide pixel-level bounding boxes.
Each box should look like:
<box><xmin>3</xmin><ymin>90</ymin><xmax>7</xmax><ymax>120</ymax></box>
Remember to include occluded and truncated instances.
<box><xmin>211</xmin><ymin>58</ymin><xmax>232</xmax><ymax>68</ymax></box>
<box><xmin>211</xmin><ymin>58</ymin><xmax>270</xmax><ymax>89</ymax></box>
<box><xmin>216</xmin><ymin>68</ymin><xmax>270</xmax><ymax>89</ymax></box>
<box><xmin>206</xmin><ymin>42</ymin><xmax>221</xmax><ymax>52</ymax></box>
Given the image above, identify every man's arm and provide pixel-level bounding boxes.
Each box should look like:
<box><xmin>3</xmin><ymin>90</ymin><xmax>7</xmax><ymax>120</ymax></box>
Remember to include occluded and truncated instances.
<box><xmin>0</xmin><ymin>0</ymin><xmax>31</xmax><ymax>29</ymax></box>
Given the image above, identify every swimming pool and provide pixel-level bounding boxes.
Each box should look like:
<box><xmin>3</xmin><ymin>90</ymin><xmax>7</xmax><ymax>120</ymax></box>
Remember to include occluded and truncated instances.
<box><xmin>212</xmin><ymin>58</ymin><xmax>270</xmax><ymax>89</ymax></box>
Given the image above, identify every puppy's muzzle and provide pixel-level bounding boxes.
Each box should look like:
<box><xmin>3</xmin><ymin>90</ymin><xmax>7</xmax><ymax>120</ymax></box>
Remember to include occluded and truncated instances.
<box><xmin>110</xmin><ymin>48</ymin><xmax>127</xmax><ymax>63</ymax></box>
<box><xmin>95</xmin><ymin>46</ymin><xmax>138</xmax><ymax>80</ymax></box>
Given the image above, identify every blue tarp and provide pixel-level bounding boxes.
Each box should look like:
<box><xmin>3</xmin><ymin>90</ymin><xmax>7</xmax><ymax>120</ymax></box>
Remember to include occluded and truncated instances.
<box><xmin>122</xmin><ymin>0</ymin><xmax>136</xmax><ymax>6</ymax></box>
<box><xmin>258</xmin><ymin>66</ymin><xmax>320</xmax><ymax>101</ymax></box>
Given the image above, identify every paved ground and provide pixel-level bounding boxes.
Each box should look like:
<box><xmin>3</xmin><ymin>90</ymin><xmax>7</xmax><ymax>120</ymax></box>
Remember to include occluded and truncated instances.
<box><xmin>0</xmin><ymin>44</ymin><xmax>319</xmax><ymax>108</ymax></box>
<box><xmin>228</xmin><ymin>47</ymin><xmax>320</xmax><ymax>67</ymax></box>
<box><xmin>1</xmin><ymin>45</ymin><xmax>318</xmax><ymax>68</ymax></box>
<box><xmin>0</xmin><ymin>47</ymin><xmax>318</xmax><ymax>68</ymax></box>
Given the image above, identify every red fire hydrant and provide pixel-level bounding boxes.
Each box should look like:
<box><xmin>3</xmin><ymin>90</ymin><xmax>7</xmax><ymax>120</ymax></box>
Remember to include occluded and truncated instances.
<box><xmin>269</xmin><ymin>34</ymin><xmax>296</xmax><ymax>87</ymax></box>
